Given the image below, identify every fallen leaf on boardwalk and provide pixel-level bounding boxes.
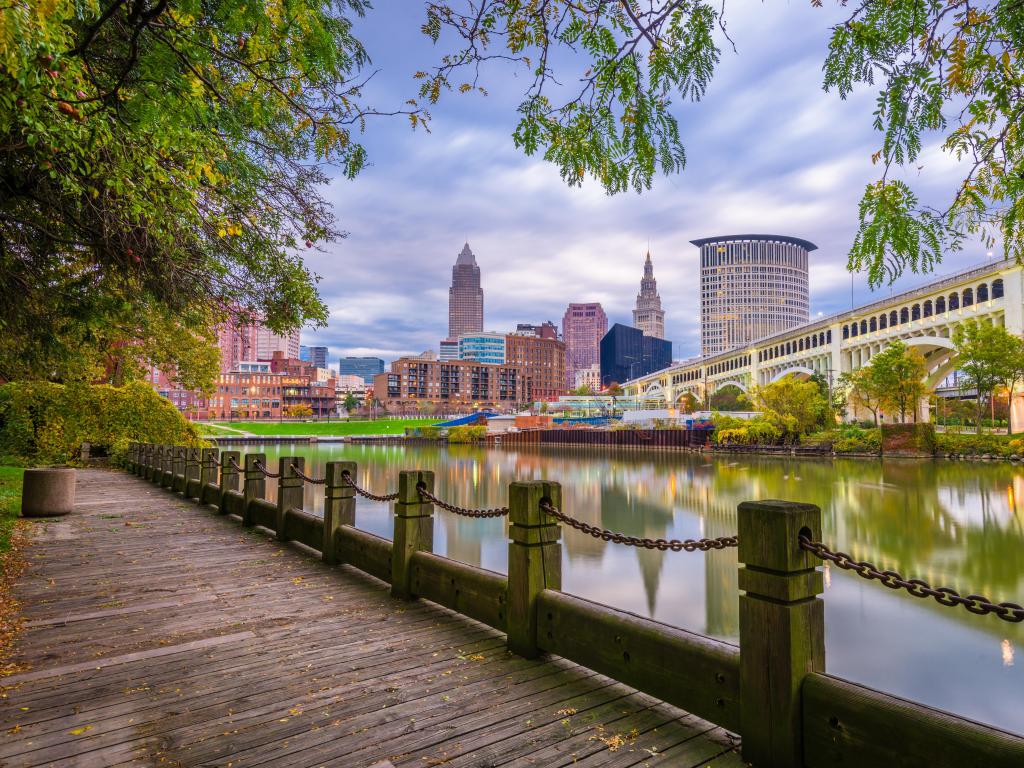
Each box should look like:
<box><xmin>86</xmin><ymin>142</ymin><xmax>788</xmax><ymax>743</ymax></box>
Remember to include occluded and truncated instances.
<box><xmin>556</xmin><ymin>708</ymin><xmax>577</xmax><ymax>716</ymax></box>
<box><xmin>68</xmin><ymin>725</ymin><xmax>93</xmax><ymax>736</ymax></box>
<box><xmin>288</xmin><ymin>706</ymin><xmax>302</xmax><ymax>716</ymax></box>
<box><xmin>8</xmin><ymin>724</ymin><xmax>21</xmax><ymax>734</ymax></box>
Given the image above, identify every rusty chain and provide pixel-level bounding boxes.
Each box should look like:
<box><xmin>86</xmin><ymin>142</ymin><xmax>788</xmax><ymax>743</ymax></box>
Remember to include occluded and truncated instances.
<box><xmin>340</xmin><ymin>471</ymin><xmax>399</xmax><ymax>502</ymax></box>
<box><xmin>227</xmin><ymin>457</ymin><xmax>244</xmax><ymax>472</ymax></box>
<box><xmin>799</xmin><ymin>535</ymin><xmax>1024</xmax><ymax>624</ymax></box>
<box><xmin>539</xmin><ymin>501</ymin><xmax>738</xmax><ymax>551</ymax></box>
<box><xmin>253</xmin><ymin>460</ymin><xmax>280</xmax><ymax>479</ymax></box>
<box><xmin>290</xmin><ymin>464</ymin><xmax>326</xmax><ymax>485</ymax></box>
<box><xmin>417</xmin><ymin>488</ymin><xmax>509</xmax><ymax>518</ymax></box>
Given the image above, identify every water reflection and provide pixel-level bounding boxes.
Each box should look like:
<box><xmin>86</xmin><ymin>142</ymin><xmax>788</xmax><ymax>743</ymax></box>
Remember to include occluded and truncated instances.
<box><xmin>251</xmin><ymin>442</ymin><xmax>1023</xmax><ymax>734</ymax></box>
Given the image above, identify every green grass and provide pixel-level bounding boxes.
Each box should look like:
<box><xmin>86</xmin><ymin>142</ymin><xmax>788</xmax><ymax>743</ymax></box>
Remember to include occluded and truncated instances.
<box><xmin>0</xmin><ymin>466</ymin><xmax>25</xmax><ymax>554</ymax></box>
<box><xmin>204</xmin><ymin>418</ymin><xmax>440</xmax><ymax>436</ymax></box>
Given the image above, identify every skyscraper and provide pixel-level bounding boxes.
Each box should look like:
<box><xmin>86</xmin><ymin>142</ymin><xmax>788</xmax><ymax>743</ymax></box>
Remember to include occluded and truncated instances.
<box><xmin>448</xmin><ymin>242</ymin><xmax>484</xmax><ymax>340</ymax></box>
<box><xmin>692</xmin><ymin>234</ymin><xmax>813</xmax><ymax>356</ymax></box>
<box><xmin>562</xmin><ymin>303</ymin><xmax>608</xmax><ymax>389</ymax></box>
<box><xmin>632</xmin><ymin>251</ymin><xmax>666</xmax><ymax>340</ymax></box>
<box><xmin>339</xmin><ymin>356</ymin><xmax>385</xmax><ymax>384</ymax></box>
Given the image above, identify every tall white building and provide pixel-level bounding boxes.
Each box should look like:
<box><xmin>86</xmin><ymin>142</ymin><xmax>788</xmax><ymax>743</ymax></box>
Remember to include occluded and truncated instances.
<box><xmin>255</xmin><ymin>327</ymin><xmax>301</xmax><ymax>359</ymax></box>
<box><xmin>632</xmin><ymin>251</ymin><xmax>665</xmax><ymax>339</ymax></box>
<box><xmin>693</xmin><ymin>234</ymin><xmax>814</xmax><ymax>356</ymax></box>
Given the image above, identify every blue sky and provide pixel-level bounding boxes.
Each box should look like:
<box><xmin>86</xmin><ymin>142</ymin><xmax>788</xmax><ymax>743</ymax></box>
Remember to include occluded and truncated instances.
<box><xmin>301</xmin><ymin>0</ymin><xmax>989</xmax><ymax>365</ymax></box>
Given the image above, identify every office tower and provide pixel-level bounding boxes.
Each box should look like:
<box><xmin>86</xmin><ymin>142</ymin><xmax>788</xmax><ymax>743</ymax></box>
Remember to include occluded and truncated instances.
<box><xmin>339</xmin><ymin>356</ymin><xmax>385</xmax><ymax>385</ymax></box>
<box><xmin>448</xmin><ymin>242</ymin><xmax>484</xmax><ymax>339</ymax></box>
<box><xmin>562</xmin><ymin>302</ymin><xmax>608</xmax><ymax>389</ymax></box>
<box><xmin>632</xmin><ymin>251</ymin><xmax>665</xmax><ymax>339</ymax></box>
<box><xmin>599</xmin><ymin>323</ymin><xmax>672</xmax><ymax>385</ymax></box>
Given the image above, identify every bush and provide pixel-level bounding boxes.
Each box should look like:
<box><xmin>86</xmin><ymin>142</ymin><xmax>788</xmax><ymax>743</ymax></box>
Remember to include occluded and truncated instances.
<box><xmin>831</xmin><ymin>426</ymin><xmax>881</xmax><ymax>454</ymax></box>
<box><xmin>935</xmin><ymin>432</ymin><xmax>1024</xmax><ymax>457</ymax></box>
<box><xmin>417</xmin><ymin>426</ymin><xmax>441</xmax><ymax>439</ymax></box>
<box><xmin>0</xmin><ymin>381</ymin><xmax>205</xmax><ymax>466</ymax></box>
<box><xmin>447</xmin><ymin>425</ymin><xmax>487</xmax><ymax>443</ymax></box>
<box><xmin>713</xmin><ymin>419</ymin><xmax>781</xmax><ymax>446</ymax></box>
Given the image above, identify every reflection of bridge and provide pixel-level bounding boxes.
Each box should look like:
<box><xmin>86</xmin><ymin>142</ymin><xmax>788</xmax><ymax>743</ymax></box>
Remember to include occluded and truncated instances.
<box><xmin>625</xmin><ymin>259</ymin><xmax>1021</xmax><ymax>423</ymax></box>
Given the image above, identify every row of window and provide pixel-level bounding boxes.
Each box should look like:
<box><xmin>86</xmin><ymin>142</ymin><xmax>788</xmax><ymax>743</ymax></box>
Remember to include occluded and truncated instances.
<box><xmin>841</xmin><ymin>280</ymin><xmax>1003</xmax><ymax>339</ymax></box>
<box><xmin>759</xmin><ymin>330</ymin><xmax>834</xmax><ymax>362</ymax></box>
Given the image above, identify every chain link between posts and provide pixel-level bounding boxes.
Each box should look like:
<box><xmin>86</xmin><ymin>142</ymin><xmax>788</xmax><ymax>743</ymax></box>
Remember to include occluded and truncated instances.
<box><xmin>417</xmin><ymin>488</ymin><xmax>509</xmax><ymax>518</ymax></box>
<box><xmin>340</xmin><ymin>471</ymin><xmax>399</xmax><ymax>502</ymax></box>
<box><xmin>539</xmin><ymin>501</ymin><xmax>739</xmax><ymax>551</ymax></box>
<box><xmin>253</xmin><ymin>460</ymin><xmax>280</xmax><ymax>479</ymax></box>
<box><xmin>799</xmin><ymin>535</ymin><xmax>1024</xmax><ymax>624</ymax></box>
<box><xmin>290</xmin><ymin>464</ymin><xmax>326</xmax><ymax>485</ymax></box>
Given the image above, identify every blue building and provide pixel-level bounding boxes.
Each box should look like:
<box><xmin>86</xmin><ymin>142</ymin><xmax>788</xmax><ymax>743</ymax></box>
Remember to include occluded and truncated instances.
<box><xmin>300</xmin><ymin>345</ymin><xmax>328</xmax><ymax>369</ymax></box>
<box><xmin>339</xmin><ymin>356</ymin><xmax>385</xmax><ymax>384</ymax></box>
<box><xmin>599</xmin><ymin>323</ymin><xmax>671</xmax><ymax>387</ymax></box>
<box><xmin>458</xmin><ymin>332</ymin><xmax>506</xmax><ymax>365</ymax></box>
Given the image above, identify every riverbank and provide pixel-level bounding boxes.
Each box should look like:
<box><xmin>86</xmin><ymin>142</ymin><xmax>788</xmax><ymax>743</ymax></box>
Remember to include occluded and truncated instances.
<box><xmin>199</xmin><ymin>418</ymin><xmax>438</xmax><ymax>437</ymax></box>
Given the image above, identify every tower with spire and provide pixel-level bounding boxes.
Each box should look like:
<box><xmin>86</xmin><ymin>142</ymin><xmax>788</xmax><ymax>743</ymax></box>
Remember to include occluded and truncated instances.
<box><xmin>448</xmin><ymin>242</ymin><xmax>484</xmax><ymax>340</ymax></box>
<box><xmin>632</xmin><ymin>251</ymin><xmax>665</xmax><ymax>340</ymax></box>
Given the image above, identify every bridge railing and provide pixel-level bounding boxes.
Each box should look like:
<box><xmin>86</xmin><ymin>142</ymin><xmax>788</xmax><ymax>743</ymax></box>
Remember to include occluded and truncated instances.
<box><xmin>126</xmin><ymin>442</ymin><xmax>1024</xmax><ymax>768</ymax></box>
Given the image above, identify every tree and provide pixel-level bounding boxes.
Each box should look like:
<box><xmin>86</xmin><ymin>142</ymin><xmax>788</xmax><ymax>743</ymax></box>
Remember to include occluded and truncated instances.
<box><xmin>342</xmin><ymin>393</ymin><xmax>360</xmax><ymax>413</ymax></box>
<box><xmin>677</xmin><ymin>392</ymin><xmax>700</xmax><ymax>413</ymax></box>
<box><xmin>285</xmin><ymin>404</ymin><xmax>313</xmax><ymax>418</ymax></box>
<box><xmin>952</xmin><ymin>320</ymin><xmax>1024</xmax><ymax>433</ymax></box>
<box><xmin>749</xmin><ymin>377</ymin><xmax>830</xmax><ymax>436</ymax></box>
<box><xmin>868</xmin><ymin>342</ymin><xmax>927</xmax><ymax>423</ymax></box>
<box><xmin>842</xmin><ymin>368</ymin><xmax>885</xmax><ymax>426</ymax></box>
<box><xmin>572</xmin><ymin>385</ymin><xmax>593</xmax><ymax>396</ymax></box>
<box><xmin>708</xmin><ymin>384</ymin><xmax>751</xmax><ymax>412</ymax></box>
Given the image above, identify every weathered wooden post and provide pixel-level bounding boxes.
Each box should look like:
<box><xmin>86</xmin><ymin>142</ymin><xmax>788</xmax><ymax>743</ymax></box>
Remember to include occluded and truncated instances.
<box><xmin>218</xmin><ymin>450</ymin><xmax>241</xmax><ymax>514</ymax></box>
<box><xmin>506</xmin><ymin>480</ymin><xmax>562</xmax><ymax>658</ymax></box>
<box><xmin>173</xmin><ymin>446</ymin><xmax>187</xmax><ymax>493</ymax></box>
<box><xmin>276</xmin><ymin>456</ymin><xmax>304</xmax><ymax>541</ymax></box>
<box><xmin>128</xmin><ymin>442</ymin><xmax>137</xmax><ymax>473</ymax></box>
<box><xmin>161</xmin><ymin>444</ymin><xmax>174</xmax><ymax>488</ymax></box>
<box><xmin>145</xmin><ymin>444</ymin><xmax>157</xmax><ymax>482</ymax></box>
<box><xmin>391</xmin><ymin>470</ymin><xmax>434</xmax><ymax>599</ymax></box>
<box><xmin>242</xmin><ymin>453</ymin><xmax>266</xmax><ymax>527</ymax></box>
<box><xmin>737</xmin><ymin>500</ymin><xmax>825</xmax><ymax>768</ymax></box>
<box><xmin>141</xmin><ymin>444</ymin><xmax>153</xmax><ymax>480</ymax></box>
<box><xmin>200</xmin><ymin>447</ymin><xmax>219</xmax><ymax>505</ymax></box>
<box><xmin>184</xmin><ymin>447</ymin><xmax>201</xmax><ymax>499</ymax></box>
<box><xmin>322</xmin><ymin>461</ymin><xmax>356</xmax><ymax>565</ymax></box>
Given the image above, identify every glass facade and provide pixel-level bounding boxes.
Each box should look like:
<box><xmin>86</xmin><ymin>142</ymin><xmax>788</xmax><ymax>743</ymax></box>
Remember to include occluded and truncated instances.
<box><xmin>599</xmin><ymin>323</ymin><xmax>672</xmax><ymax>386</ymax></box>
<box><xmin>339</xmin><ymin>357</ymin><xmax>385</xmax><ymax>385</ymax></box>
<box><xmin>458</xmin><ymin>332</ymin><xmax>506</xmax><ymax>365</ymax></box>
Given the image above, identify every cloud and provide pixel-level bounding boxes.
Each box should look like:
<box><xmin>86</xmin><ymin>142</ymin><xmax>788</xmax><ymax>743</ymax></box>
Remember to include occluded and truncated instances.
<box><xmin>299</xmin><ymin>0</ymin><xmax>992</xmax><ymax>365</ymax></box>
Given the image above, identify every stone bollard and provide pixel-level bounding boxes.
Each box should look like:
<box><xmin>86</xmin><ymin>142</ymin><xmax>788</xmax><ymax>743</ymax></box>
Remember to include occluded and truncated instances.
<box><xmin>162</xmin><ymin>444</ymin><xmax>175</xmax><ymax>488</ymax></box>
<box><xmin>322</xmin><ymin>461</ymin><xmax>356</xmax><ymax>565</ymax></box>
<box><xmin>737</xmin><ymin>500</ymin><xmax>825</xmax><ymax>768</ymax></box>
<box><xmin>21</xmin><ymin>468</ymin><xmax>77</xmax><ymax>517</ymax></box>
<box><xmin>200</xmin><ymin>447</ymin><xmax>219</xmax><ymax>505</ymax></box>
<box><xmin>172</xmin><ymin>446</ymin><xmax>187</xmax><ymax>493</ymax></box>
<box><xmin>184</xmin><ymin>448</ymin><xmax>201</xmax><ymax>499</ymax></box>
<box><xmin>276</xmin><ymin>456</ymin><xmax>304</xmax><ymax>541</ymax></box>
<box><xmin>242</xmin><ymin>453</ymin><xmax>266</xmax><ymax>527</ymax></box>
<box><xmin>391</xmin><ymin>470</ymin><xmax>434</xmax><ymax>600</ymax></box>
<box><xmin>506</xmin><ymin>480</ymin><xmax>562</xmax><ymax>659</ymax></box>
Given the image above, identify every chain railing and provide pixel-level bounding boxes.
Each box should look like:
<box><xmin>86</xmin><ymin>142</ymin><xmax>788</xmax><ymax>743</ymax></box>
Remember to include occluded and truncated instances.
<box><xmin>290</xmin><ymin>464</ymin><xmax>326</xmax><ymax>485</ymax></box>
<box><xmin>417</xmin><ymin>487</ymin><xmax>509</xmax><ymax>518</ymax></box>
<box><xmin>539</xmin><ymin>501</ymin><xmax>739</xmax><ymax>551</ymax></box>
<box><xmin>253</xmin><ymin>460</ymin><xmax>280</xmax><ymax>479</ymax></box>
<box><xmin>340</xmin><ymin>470</ymin><xmax>399</xmax><ymax>502</ymax></box>
<box><xmin>799</xmin><ymin>535</ymin><xmax>1024</xmax><ymax>624</ymax></box>
<box><xmin>227</xmin><ymin>457</ymin><xmax>244</xmax><ymax>472</ymax></box>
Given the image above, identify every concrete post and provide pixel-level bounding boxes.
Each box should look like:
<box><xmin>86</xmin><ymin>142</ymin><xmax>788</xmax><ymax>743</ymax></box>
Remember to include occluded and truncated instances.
<box><xmin>323</xmin><ymin>461</ymin><xmax>356</xmax><ymax>565</ymax></box>
<box><xmin>738</xmin><ymin>500</ymin><xmax>825</xmax><ymax>768</ymax></box>
<box><xmin>199</xmin><ymin>447</ymin><xmax>219</xmax><ymax>505</ymax></box>
<box><xmin>161</xmin><ymin>444</ymin><xmax>173</xmax><ymax>488</ymax></box>
<box><xmin>184</xmin><ymin>447</ymin><xmax>201</xmax><ymax>499</ymax></box>
<box><xmin>173</xmin><ymin>446</ymin><xmax>187</xmax><ymax>493</ymax></box>
<box><xmin>276</xmin><ymin>456</ymin><xmax>304</xmax><ymax>541</ymax></box>
<box><xmin>242</xmin><ymin>453</ymin><xmax>266</xmax><ymax>527</ymax></box>
<box><xmin>391</xmin><ymin>470</ymin><xmax>434</xmax><ymax>600</ymax></box>
<box><xmin>506</xmin><ymin>480</ymin><xmax>562</xmax><ymax>659</ymax></box>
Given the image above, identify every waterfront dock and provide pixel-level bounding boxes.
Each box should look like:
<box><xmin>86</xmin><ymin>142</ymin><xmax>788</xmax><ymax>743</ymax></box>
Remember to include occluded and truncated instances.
<box><xmin>0</xmin><ymin>470</ymin><xmax>740</xmax><ymax>767</ymax></box>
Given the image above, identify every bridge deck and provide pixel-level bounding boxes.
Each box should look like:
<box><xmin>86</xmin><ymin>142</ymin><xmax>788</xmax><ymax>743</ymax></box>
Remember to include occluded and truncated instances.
<box><xmin>0</xmin><ymin>470</ymin><xmax>742</xmax><ymax>768</ymax></box>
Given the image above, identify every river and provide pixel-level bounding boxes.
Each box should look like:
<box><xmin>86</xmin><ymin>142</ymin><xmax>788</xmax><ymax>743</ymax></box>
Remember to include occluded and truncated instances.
<box><xmin>243</xmin><ymin>441</ymin><xmax>1024</xmax><ymax>735</ymax></box>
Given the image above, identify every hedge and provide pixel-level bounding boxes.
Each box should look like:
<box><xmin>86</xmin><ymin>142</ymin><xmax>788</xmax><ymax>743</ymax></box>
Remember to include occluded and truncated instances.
<box><xmin>0</xmin><ymin>381</ymin><xmax>206</xmax><ymax>466</ymax></box>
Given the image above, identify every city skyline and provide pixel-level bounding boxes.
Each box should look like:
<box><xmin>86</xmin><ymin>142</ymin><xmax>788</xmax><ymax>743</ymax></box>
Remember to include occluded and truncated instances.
<box><xmin>294</xmin><ymin>0</ymin><xmax>994</xmax><ymax>365</ymax></box>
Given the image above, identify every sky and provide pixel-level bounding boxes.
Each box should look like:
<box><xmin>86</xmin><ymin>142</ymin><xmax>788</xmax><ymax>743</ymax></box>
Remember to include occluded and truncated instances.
<box><xmin>301</xmin><ymin>0</ymin><xmax>991</xmax><ymax>366</ymax></box>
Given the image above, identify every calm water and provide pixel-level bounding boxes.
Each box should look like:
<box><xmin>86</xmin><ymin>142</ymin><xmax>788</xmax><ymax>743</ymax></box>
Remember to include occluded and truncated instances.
<box><xmin>247</xmin><ymin>442</ymin><xmax>1024</xmax><ymax>734</ymax></box>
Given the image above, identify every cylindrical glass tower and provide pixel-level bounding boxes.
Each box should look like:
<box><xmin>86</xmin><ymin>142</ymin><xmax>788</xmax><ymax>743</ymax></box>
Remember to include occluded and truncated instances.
<box><xmin>692</xmin><ymin>234</ymin><xmax>814</xmax><ymax>356</ymax></box>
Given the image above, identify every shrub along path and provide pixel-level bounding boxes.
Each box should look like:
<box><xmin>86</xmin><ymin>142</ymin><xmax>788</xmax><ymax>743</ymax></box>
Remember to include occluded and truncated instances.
<box><xmin>0</xmin><ymin>469</ymin><xmax>740</xmax><ymax>767</ymax></box>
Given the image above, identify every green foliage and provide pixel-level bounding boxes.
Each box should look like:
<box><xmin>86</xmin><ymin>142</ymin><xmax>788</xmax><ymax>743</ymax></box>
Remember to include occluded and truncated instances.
<box><xmin>866</xmin><ymin>341</ymin><xmax>928</xmax><ymax>422</ymax></box>
<box><xmin>447</xmin><ymin>425</ymin><xmax>487</xmax><ymax>443</ymax></box>
<box><xmin>881</xmin><ymin>423</ymin><xmax>937</xmax><ymax>454</ymax></box>
<box><xmin>0</xmin><ymin>465</ymin><xmax>25</xmax><ymax>554</ymax></box>
<box><xmin>952</xmin><ymin>319</ymin><xmax>1024</xmax><ymax>432</ymax></box>
<box><xmin>935</xmin><ymin>432</ymin><xmax>1024</xmax><ymax>458</ymax></box>
<box><xmin>750</xmin><ymin>377</ymin><xmax>831</xmax><ymax>436</ymax></box>
<box><xmin>708</xmin><ymin>384</ymin><xmax>752</xmax><ymax>411</ymax></box>
<box><xmin>713</xmin><ymin>419</ymin><xmax>782</xmax><ymax>446</ymax></box>
<box><xmin>342</xmin><ymin>393</ymin><xmax>361</xmax><ymax>412</ymax></box>
<box><xmin>0</xmin><ymin>381</ymin><xmax>204</xmax><ymax>465</ymax></box>
<box><xmin>824</xmin><ymin>0</ymin><xmax>1024</xmax><ymax>283</ymax></box>
<box><xmin>416</xmin><ymin>426</ymin><xmax>442</xmax><ymax>439</ymax></box>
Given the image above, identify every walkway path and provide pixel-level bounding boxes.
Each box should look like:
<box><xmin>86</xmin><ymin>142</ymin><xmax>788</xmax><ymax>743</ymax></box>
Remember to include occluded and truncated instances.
<box><xmin>0</xmin><ymin>470</ymin><xmax>741</xmax><ymax>767</ymax></box>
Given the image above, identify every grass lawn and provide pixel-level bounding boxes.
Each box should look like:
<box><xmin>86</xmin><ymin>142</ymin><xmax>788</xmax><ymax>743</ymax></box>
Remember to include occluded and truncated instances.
<box><xmin>204</xmin><ymin>418</ymin><xmax>440</xmax><ymax>436</ymax></box>
<box><xmin>0</xmin><ymin>466</ymin><xmax>25</xmax><ymax>554</ymax></box>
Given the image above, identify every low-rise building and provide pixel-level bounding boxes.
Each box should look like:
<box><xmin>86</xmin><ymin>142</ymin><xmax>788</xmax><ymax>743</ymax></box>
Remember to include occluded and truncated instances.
<box><xmin>374</xmin><ymin>358</ymin><xmax>528</xmax><ymax>412</ymax></box>
<box><xmin>505</xmin><ymin>332</ymin><xmax>566</xmax><ymax>401</ymax></box>
<box><xmin>573</xmin><ymin>363</ymin><xmax>602</xmax><ymax>392</ymax></box>
<box><xmin>208</xmin><ymin>364</ymin><xmax>284</xmax><ymax>420</ymax></box>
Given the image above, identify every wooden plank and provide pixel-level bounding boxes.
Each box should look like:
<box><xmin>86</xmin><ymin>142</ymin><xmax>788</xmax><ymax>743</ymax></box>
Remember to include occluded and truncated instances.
<box><xmin>337</xmin><ymin>525</ymin><xmax>393</xmax><ymax>583</ymax></box>
<box><xmin>283</xmin><ymin>507</ymin><xmax>323</xmax><ymax>550</ymax></box>
<box><xmin>537</xmin><ymin>589</ymin><xmax>741</xmax><ymax>732</ymax></box>
<box><xmin>410</xmin><ymin>550</ymin><xmax>507</xmax><ymax>631</ymax></box>
<box><xmin>802</xmin><ymin>672</ymin><xmax>1024</xmax><ymax>768</ymax></box>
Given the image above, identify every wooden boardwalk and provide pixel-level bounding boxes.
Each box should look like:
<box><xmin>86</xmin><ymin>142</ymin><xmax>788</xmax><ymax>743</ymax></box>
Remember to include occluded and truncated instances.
<box><xmin>0</xmin><ymin>469</ymin><xmax>742</xmax><ymax>768</ymax></box>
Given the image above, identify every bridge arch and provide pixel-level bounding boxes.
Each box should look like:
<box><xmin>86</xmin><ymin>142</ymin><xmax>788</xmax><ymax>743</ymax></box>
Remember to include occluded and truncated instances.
<box><xmin>712</xmin><ymin>379</ymin><xmax>748</xmax><ymax>394</ymax></box>
<box><xmin>770</xmin><ymin>366</ymin><xmax>815</xmax><ymax>383</ymax></box>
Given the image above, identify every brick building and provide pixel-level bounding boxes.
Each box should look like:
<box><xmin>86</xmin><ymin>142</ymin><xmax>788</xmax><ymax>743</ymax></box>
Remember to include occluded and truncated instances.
<box><xmin>207</xmin><ymin>362</ymin><xmax>284</xmax><ymax>420</ymax></box>
<box><xmin>504</xmin><ymin>332</ymin><xmax>566</xmax><ymax>401</ymax></box>
<box><xmin>374</xmin><ymin>358</ymin><xmax>528</xmax><ymax>413</ymax></box>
